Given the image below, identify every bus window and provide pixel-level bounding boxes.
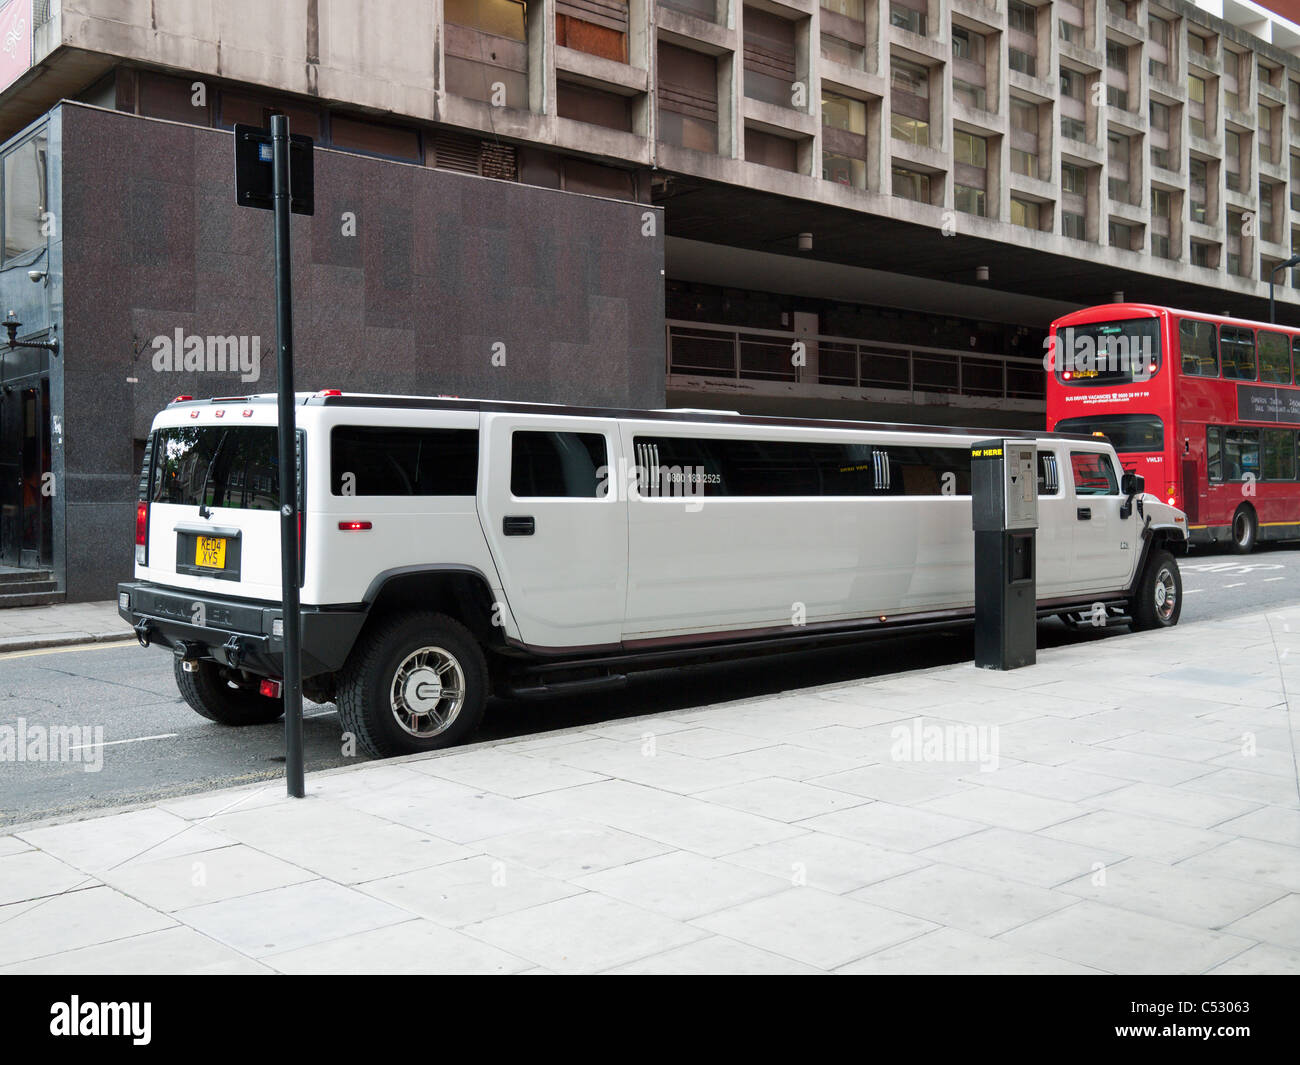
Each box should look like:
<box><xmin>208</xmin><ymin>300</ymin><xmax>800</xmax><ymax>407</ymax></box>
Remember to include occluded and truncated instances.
<box><xmin>1220</xmin><ymin>326</ymin><xmax>1257</xmax><ymax>380</ymax></box>
<box><xmin>1207</xmin><ymin>427</ymin><xmax>1223</xmax><ymax>482</ymax></box>
<box><xmin>1222</xmin><ymin>427</ymin><xmax>1260</xmax><ymax>481</ymax></box>
<box><xmin>1055</xmin><ymin>317</ymin><xmax>1160</xmax><ymax>384</ymax></box>
<box><xmin>1179</xmin><ymin>318</ymin><xmax>1218</xmax><ymax>375</ymax></box>
<box><xmin>1054</xmin><ymin>413</ymin><xmax>1163</xmax><ymax>451</ymax></box>
<box><xmin>1259</xmin><ymin>331</ymin><xmax>1292</xmax><ymax>383</ymax></box>
<box><xmin>1070</xmin><ymin>452</ymin><xmax>1119</xmax><ymax>495</ymax></box>
<box><xmin>1292</xmin><ymin>337</ymin><xmax>1300</xmax><ymax>385</ymax></box>
<box><xmin>1262</xmin><ymin>429</ymin><xmax>1297</xmax><ymax>480</ymax></box>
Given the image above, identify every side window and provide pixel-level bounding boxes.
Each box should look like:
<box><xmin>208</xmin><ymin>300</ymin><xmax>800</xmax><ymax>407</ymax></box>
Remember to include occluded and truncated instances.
<box><xmin>511</xmin><ymin>431</ymin><xmax>608</xmax><ymax>498</ymax></box>
<box><xmin>1220</xmin><ymin>325</ymin><xmax>1257</xmax><ymax>380</ymax></box>
<box><xmin>1222</xmin><ymin>427</ymin><xmax>1260</xmax><ymax>482</ymax></box>
<box><xmin>1070</xmin><ymin>451</ymin><xmax>1119</xmax><ymax>495</ymax></box>
<box><xmin>331</xmin><ymin>427</ymin><xmax>478</xmax><ymax>496</ymax></box>
<box><xmin>1179</xmin><ymin>318</ymin><xmax>1218</xmax><ymax>376</ymax></box>
<box><xmin>885</xmin><ymin>446</ymin><xmax>972</xmax><ymax>496</ymax></box>
<box><xmin>1207</xmin><ymin>426</ymin><xmax>1223</xmax><ymax>483</ymax></box>
<box><xmin>1259</xmin><ymin>331</ymin><xmax>1292</xmax><ymax>384</ymax></box>
<box><xmin>1037</xmin><ymin>451</ymin><xmax>1061</xmax><ymax>495</ymax></box>
<box><xmin>1262</xmin><ymin>429</ymin><xmax>1296</xmax><ymax>481</ymax></box>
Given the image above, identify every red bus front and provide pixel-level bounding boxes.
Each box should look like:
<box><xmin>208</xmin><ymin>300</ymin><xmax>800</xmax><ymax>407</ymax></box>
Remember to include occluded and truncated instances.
<box><xmin>1046</xmin><ymin>304</ymin><xmax>1177</xmax><ymax>508</ymax></box>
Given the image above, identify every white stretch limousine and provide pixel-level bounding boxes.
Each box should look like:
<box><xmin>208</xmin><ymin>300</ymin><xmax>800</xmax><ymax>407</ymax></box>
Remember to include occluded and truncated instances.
<box><xmin>119</xmin><ymin>393</ymin><xmax>1189</xmax><ymax>756</ymax></box>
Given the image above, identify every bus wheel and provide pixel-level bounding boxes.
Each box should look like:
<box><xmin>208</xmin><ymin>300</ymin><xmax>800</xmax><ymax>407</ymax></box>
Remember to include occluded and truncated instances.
<box><xmin>1132</xmin><ymin>550</ymin><xmax>1182</xmax><ymax>630</ymax></box>
<box><xmin>1230</xmin><ymin>504</ymin><xmax>1257</xmax><ymax>554</ymax></box>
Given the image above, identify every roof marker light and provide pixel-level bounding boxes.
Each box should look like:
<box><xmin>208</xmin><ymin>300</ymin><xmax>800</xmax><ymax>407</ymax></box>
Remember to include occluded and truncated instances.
<box><xmin>318</xmin><ymin>389</ymin><xmax>343</xmax><ymax>398</ymax></box>
<box><xmin>172</xmin><ymin>395</ymin><xmax>193</xmax><ymax>403</ymax></box>
<box><xmin>338</xmin><ymin>521</ymin><xmax>372</xmax><ymax>531</ymax></box>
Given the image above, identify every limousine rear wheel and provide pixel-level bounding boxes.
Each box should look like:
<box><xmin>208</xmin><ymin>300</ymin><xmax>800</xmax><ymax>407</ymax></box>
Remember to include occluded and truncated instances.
<box><xmin>175</xmin><ymin>659</ymin><xmax>285</xmax><ymax>726</ymax></box>
<box><xmin>336</xmin><ymin>611</ymin><xmax>488</xmax><ymax>757</ymax></box>
<box><xmin>1132</xmin><ymin>550</ymin><xmax>1182</xmax><ymax>631</ymax></box>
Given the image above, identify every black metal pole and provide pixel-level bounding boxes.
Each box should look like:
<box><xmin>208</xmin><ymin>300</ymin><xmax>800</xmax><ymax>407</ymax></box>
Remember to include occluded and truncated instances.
<box><xmin>1270</xmin><ymin>272</ymin><xmax>1277</xmax><ymax>324</ymax></box>
<box><xmin>272</xmin><ymin>114</ymin><xmax>305</xmax><ymax>799</ymax></box>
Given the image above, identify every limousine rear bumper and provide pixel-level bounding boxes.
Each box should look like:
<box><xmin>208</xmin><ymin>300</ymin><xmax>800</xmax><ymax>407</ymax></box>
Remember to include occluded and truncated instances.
<box><xmin>117</xmin><ymin>581</ymin><xmax>367</xmax><ymax>680</ymax></box>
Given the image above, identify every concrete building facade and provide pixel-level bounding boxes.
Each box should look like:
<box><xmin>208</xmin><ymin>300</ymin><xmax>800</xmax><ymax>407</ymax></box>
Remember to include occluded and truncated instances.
<box><xmin>3</xmin><ymin>0</ymin><xmax>1300</xmax><ymax>601</ymax></box>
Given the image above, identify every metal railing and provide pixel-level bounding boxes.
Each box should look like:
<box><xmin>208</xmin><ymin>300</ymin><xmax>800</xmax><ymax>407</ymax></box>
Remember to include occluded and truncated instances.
<box><xmin>666</xmin><ymin>320</ymin><xmax>1045</xmax><ymax>403</ymax></box>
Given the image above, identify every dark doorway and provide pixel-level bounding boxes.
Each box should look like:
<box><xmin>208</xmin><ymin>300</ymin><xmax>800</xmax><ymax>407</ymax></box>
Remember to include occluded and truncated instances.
<box><xmin>0</xmin><ymin>377</ymin><xmax>52</xmax><ymax>568</ymax></box>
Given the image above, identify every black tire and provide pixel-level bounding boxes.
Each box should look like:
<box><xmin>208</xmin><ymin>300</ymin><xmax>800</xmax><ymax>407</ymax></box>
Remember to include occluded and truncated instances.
<box><xmin>174</xmin><ymin>659</ymin><xmax>285</xmax><ymax>726</ymax></box>
<box><xmin>336</xmin><ymin>611</ymin><xmax>488</xmax><ymax>758</ymax></box>
<box><xmin>1230</xmin><ymin>504</ymin><xmax>1257</xmax><ymax>554</ymax></box>
<box><xmin>1131</xmin><ymin>549</ymin><xmax>1182</xmax><ymax>631</ymax></box>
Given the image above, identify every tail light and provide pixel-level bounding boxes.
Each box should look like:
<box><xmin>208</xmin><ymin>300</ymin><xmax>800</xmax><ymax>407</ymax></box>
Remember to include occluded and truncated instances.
<box><xmin>259</xmin><ymin>679</ymin><xmax>283</xmax><ymax>699</ymax></box>
<box><xmin>135</xmin><ymin>501</ymin><xmax>149</xmax><ymax>565</ymax></box>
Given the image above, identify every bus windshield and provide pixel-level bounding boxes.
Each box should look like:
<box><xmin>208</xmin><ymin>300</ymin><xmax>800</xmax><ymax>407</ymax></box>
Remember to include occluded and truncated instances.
<box><xmin>1054</xmin><ymin>318</ymin><xmax>1161</xmax><ymax>385</ymax></box>
<box><xmin>1054</xmin><ymin>414</ymin><xmax>1165</xmax><ymax>452</ymax></box>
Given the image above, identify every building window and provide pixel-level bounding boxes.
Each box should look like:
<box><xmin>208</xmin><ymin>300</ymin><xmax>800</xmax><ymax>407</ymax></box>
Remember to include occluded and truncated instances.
<box><xmin>1008</xmin><ymin>1</ymin><xmax>1037</xmax><ymax>77</ymax></box>
<box><xmin>556</xmin><ymin>0</ymin><xmax>629</xmax><ymax>63</ymax></box>
<box><xmin>1190</xmin><ymin>158</ymin><xmax>1208</xmax><ymax>223</ymax></box>
<box><xmin>657</xmin><ymin>43</ymin><xmax>719</xmax><ymax>152</ymax></box>
<box><xmin>1059</xmin><ymin>0</ymin><xmax>1084</xmax><ymax>47</ymax></box>
<box><xmin>1062</xmin><ymin>163</ymin><xmax>1085</xmax><ymax>194</ymax></box>
<box><xmin>1292</xmin><ymin>155</ymin><xmax>1300</xmax><ymax>211</ymax></box>
<box><xmin>1063</xmin><ymin>211</ymin><xmax>1086</xmax><ymax>240</ymax></box>
<box><xmin>330</xmin><ymin>115</ymin><xmax>422</xmax><ymax>160</ymax></box>
<box><xmin>953</xmin><ymin>79</ymin><xmax>987</xmax><ymax>110</ymax></box>
<box><xmin>890</xmin><ymin>0</ymin><xmax>927</xmax><ymax>36</ymax></box>
<box><xmin>1105</xmin><ymin>40</ymin><xmax>1129</xmax><ymax>111</ymax></box>
<box><xmin>1010</xmin><ymin>97</ymin><xmax>1038</xmax><ymax>178</ymax></box>
<box><xmin>822</xmin><ymin>90</ymin><xmax>867</xmax><ymax>188</ymax></box>
<box><xmin>1190</xmin><ymin>241</ymin><xmax>1213</xmax><ymax>267</ymax></box>
<box><xmin>1225</xmin><ymin>130</ymin><xmax>1242</xmax><ymax>192</ymax></box>
<box><xmin>1227</xmin><ymin>211</ymin><xmax>1246</xmax><ymax>277</ymax></box>
<box><xmin>2</xmin><ymin>132</ymin><xmax>48</xmax><ymax>264</ymax></box>
<box><xmin>745</xmin><ymin>127</ymin><xmax>799</xmax><ymax>171</ymax></box>
<box><xmin>1149</xmin><ymin>101</ymin><xmax>1171</xmax><ymax>170</ymax></box>
<box><xmin>1222</xmin><ymin>51</ymin><xmax>1241</xmax><ymax>113</ymax></box>
<box><xmin>1107</xmin><ymin>131</ymin><xmax>1130</xmax><ymax>203</ymax></box>
<box><xmin>1259</xmin><ymin>106</ymin><xmax>1274</xmax><ymax>163</ymax></box>
<box><xmin>1188</xmin><ymin>32</ymin><xmax>1213</xmax><ymax>58</ymax></box>
<box><xmin>890</xmin><ymin>60</ymin><xmax>931</xmax><ymax>146</ymax></box>
<box><xmin>822</xmin><ymin>33</ymin><xmax>865</xmax><ymax>69</ymax></box>
<box><xmin>1109</xmin><ymin>220</ymin><xmax>1133</xmax><ymax>249</ymax></box>
<box><xmin>954</xmin><ymin>185</ymin><xmax>986</xmax><ymax>217</ymax></box>
<box><xmin>1148</xmin><ymin>15</ymin><xmax>1170</xmax><ymax>80</ymax></box>
<box><xmin>743</xmin><ymin>7</ymin><xmax>799</xmax><ymax>109</ymax></box>
<box><xmin>892</xmin><ymin>166</ymin><xmax>932</xmax><ymax>203</ymax></box>
<box><xmin>1188</xmin><ymin>75</ymin><xmax>1206</xmax><ymax>140</ymax></box>
<box><xmin>1151</xmin><ymin>187</ymin><xmax>1173</xmax><ymax>259</ymax></box>
<box><xmin>952</xmin><ymin>26</ymin><xmax>985</xmax><ymax>62</ymax></box>
<box><xmin>1260</xmin><ymin>182</ymin><xmax>1275</xmax><ymax>242</ymax></box>
<box><xmin>1011</xmin><ymin>197</ymin><xmax>1041</xmax><ymax>230</ymax></box>
<box><xmin>954</xmin><ymin>129</ymin><xmax>987</xmax><ymax>168</ymax></box>
<box><xmin>557</xmin><ymin>81</ymin><xmax>634</xmax><ymax>132</ymax></box>
<box><xmin>444</xmin><ymin>0</ymin><xmax>530</xmax><ymax>108</ymax></box>
<box><xmin>1061</xmin><ymin>116</ymin><xmax>1087</xmax><ymax>142</ymax></box>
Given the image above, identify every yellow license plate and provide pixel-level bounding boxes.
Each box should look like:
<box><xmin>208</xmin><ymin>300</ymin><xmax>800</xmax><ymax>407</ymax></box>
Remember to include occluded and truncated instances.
<box><xmin>195</xmin><ymin>536</ymin><xmax>227</xmax><ymax>569</ymax></box>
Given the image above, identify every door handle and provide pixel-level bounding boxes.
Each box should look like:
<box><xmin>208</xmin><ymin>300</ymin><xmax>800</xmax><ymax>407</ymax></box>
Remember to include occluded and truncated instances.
<box><xmin>1076</xmin><ymin>507</ymin><xmax>1091</xmax><ymax>520</ymax></box>
<box><xmin>503</xmin><ymin>516</ymin><xmax>535</xmax><ymax>536</ymax></box>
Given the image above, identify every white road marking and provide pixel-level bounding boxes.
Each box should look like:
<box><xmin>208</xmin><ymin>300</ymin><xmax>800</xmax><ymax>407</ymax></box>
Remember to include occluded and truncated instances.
<box><xmin>1224</xmin><ymin>582</ymin><xmax>1246</xmax><ymax>588</ymax></box>
<box><xmin>65</xmin><ymin>733</ymin><xmax>179</xmax><ymax>752</ymax></box>
<box><xmin>1183</xmin><ymin>588</ymin><xmax>1205</xmax><ymax>594</ymax></box>
<box><xmin>1264</xmin><ymin>577</ymin><xmax>1288</xmax><ymax>582</ymax></box>
<box><xmin>0</xmin><ymin>639</ymin><xmax>137</xmax><ymax>661</ymax></box>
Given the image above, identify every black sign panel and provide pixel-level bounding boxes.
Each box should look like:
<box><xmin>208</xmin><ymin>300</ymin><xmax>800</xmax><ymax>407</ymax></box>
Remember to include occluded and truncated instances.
<box><xmin>233</xmin><ymin>124</ymin><xmax>315</xmax><ymax>215</ymax></box>
<box><xmin>1237</xmin><ymin>384</ymin><xmax>1300</xmax><ymax>424</ymax></box>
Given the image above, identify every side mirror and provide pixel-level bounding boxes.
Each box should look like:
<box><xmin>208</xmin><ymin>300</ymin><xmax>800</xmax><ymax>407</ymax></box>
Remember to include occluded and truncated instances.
<box><xmin>1121</xmin><ymin>471</ymin><xmax>1144</xmax><ymax>496</ymax></box>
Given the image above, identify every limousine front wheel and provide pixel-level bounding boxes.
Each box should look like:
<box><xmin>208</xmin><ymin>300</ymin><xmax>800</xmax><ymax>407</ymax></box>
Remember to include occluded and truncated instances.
<box><xmin>1131</xmin><ymin>550</ymin><xmax>1182</xmax><ymax>631</ymax></box>
<box><xmin>336</xmin><ymin>612</ymin><xmax>488</xmax><ymax>757</ymax></box>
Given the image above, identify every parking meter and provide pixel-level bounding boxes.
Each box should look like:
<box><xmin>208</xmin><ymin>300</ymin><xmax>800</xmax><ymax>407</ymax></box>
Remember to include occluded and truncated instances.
<box><xmin>971</xmin><ymin>440</ymin><xmax>1038</xmax><ymax>670</ymax></box>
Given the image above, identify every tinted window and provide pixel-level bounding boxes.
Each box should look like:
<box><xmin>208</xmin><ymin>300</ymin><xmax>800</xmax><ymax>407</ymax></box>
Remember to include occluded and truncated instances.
<box><xmin>633</xmin><ymin>436</ymin><xmax>971</xmax><ymax>497</ymax></box>
<box><xmin>151</xmin><ymin>427</ymin><xmax>279</xmax><ymax>510</ymax></box>
<box><xmin>1220</xmin><ymin>427</ymin><xmax>1261</xmax><ymax>481</ymax></box>
<box><xmin>1208</xmin><ymin>427</ymin><xmax>1223</xmax><ymax>482</ymax></box>
<box><xmin>1220</xmin><ymin>326</ymin><xmax>1257</xmax><ymax>380</ymax></box>
<box><xmin>1070</xmin><ymin>451</ymin><xmax>1119</xmax><ymax>495</ymax></box>
<box><xmin>1262</xmin><ymin>429</ymin><xmax>1296</xmax><ymax>480</ymax></box>
<box><xmin>1054</xmin><ymin>413</ymin><xmax>1163</xmax><ymax>452</ymax></box>
<box><xmin>1055</xmin><ymin>317</ymin><xmax>1160</xmax><ymax>385</ymax></box>
<box><xmin>1259</xmin><ymin>331</ymin><xmax>1293</xmax><ymax>383</ymax></box>
<box><xmin>331</xmin><ymin>426</ymin><xmax>478</xmax><ymax>496</ymax></box>
<box><xmin>1178</xmin><ymin>318</ymin><xmax>1218</xmax><ymax>375</ymax></box>
<box><xmin>511</xmin><ymin>431</ymin><xmax>608</xmax><ymax>498</ymax></box>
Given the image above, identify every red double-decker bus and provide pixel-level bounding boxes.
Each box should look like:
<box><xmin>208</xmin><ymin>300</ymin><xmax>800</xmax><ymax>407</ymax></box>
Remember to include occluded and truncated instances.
<box><xmin>1046</xmin><ymin>302</ymin><xmax>1300</xmax><ymax>553</ymax></box>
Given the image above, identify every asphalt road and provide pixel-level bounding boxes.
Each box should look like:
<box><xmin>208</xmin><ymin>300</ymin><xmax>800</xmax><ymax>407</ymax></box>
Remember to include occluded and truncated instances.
<box><xmin>1</xmin><ymin>540</ymin><xmax>1296</xmax><ymax>827</ymax></box>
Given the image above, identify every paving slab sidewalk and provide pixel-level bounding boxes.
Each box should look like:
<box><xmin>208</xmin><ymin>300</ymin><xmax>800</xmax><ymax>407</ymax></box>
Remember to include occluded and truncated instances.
<box><xmin>0</xmin><ymin>601</ymin><xmax>130</xmax><ymax>654</ymax></box>
<box><xmin>1</xmin><ymin>605</ymin><xmax>1298</xmax><ymax>974</ymax></box>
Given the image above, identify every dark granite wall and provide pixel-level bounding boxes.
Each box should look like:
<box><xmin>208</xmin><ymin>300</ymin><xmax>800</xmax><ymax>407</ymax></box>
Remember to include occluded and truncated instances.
<box><xmin>58</xmin><ymin>103</ymin><xmax>666</xmax><ymax>600</ymax></box>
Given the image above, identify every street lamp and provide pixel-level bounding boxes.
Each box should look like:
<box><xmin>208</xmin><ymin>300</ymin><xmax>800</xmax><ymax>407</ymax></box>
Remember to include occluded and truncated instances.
<box><xmin>1269</xmin><ymin>255</ymin><xmax>1300</xmax><ymax>324</ymax></box>
<box><xmin>3</xmin><ymin>311</ymin><xmax>59</xmax><ymax>354</ymax></box>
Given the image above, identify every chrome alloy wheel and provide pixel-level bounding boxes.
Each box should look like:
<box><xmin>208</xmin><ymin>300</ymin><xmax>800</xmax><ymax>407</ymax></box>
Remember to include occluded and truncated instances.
<box><xmin>389</xmin><ymin>646</ymin><xmax>466</xmax><ymax>738</ymax></box>
<box><xmin>1152</xmin><ymin>566</ymin><xmax>1177</xmax><ymax>623</ymax></box>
